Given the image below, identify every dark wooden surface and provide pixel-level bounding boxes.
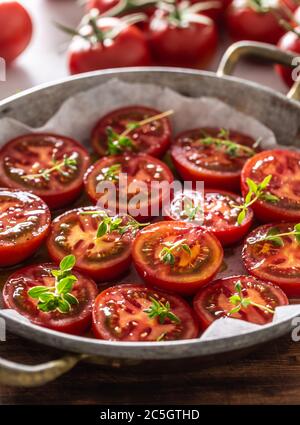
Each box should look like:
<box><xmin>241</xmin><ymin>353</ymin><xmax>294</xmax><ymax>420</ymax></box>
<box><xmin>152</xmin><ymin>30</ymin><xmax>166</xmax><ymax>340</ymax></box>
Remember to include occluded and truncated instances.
<box><xmin>1</xmin><ymin>330</ymin><xmax>300</xmax><ymax>405</ymax></box>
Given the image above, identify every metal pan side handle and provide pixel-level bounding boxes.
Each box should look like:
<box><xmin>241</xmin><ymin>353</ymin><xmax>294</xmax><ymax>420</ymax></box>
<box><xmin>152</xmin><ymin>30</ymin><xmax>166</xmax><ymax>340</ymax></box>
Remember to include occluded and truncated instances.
<box><xmin>217</xmin><ymin>41</ymin><xmax>300</xmax><ymax>101</ymax></box>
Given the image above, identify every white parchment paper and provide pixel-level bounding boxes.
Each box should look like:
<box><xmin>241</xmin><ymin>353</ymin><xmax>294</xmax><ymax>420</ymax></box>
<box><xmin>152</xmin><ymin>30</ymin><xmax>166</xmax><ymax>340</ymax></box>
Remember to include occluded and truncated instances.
<box><xmin>0</xmin><ymin>78</ymin><xmax>299</xmax><ymax>340</ymax></box>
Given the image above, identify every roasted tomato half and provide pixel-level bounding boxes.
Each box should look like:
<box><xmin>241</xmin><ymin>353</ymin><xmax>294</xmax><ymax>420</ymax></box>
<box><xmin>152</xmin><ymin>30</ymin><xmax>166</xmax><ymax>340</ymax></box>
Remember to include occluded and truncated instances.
<box><xmin>47</xmin><ymin>206</ymin><xmax>134</xmax><ymax>282</ymax></box>
<box><xmin>164</xmin><ymin>189</ymin><xmax>253</xmax><ymax>246</ymax></box>
<box><xmin>0</xmin><ymin>133</ymin><xmax>90</xmax><ymax>209</ymax></box>
<box><xmin>92</xmin><ymin>283</ymin><xmax>200</xmax><ymax>341</ymax></box>
<box><xmin>84</xmin><ymin>153</ymin><xmax>174</xmax><ymax>221</ymax></box>
<box><xmin>241</xmin><ymin>149</ymin><xmax>300</xmax><ymax>223</ymax></box>
<box><xmin>0</xmin><ymin>189</ymin><xmax>51</xmax><ymax>267</ymax></box>
<box><xmin>193</xmin><ymin>275</ymin><xmax>288</xmax><ymax>330</ymax></box>
<box><xmin>243</xmin><ymin>222</ymin><xmax>300</xmax><ymax>297</ymax></box>
<box><xmin>91</xmin><ymin>106</ymin><xmax>172</xmax><ymax>158</ymax></box>
<box><xmin>171</xmin><ymin>128</ymin><xmax>257</xmax><ymax>191</ymax></box>
<box><xmin>132</xmin><ymin>221</ymin><xmax>223</xmax><ymax>295</ymax></box>
<box><xmin>2</xmin><ymin>263</ymin><xmax>98</xmax><ymax>335</ymax></box>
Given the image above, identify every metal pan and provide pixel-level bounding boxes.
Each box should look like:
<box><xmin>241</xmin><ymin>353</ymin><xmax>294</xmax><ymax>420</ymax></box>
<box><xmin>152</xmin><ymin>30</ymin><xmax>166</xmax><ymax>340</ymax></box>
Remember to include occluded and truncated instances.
<box><xmin>0</xmin><ymin>41</ymin><xmax>300</xmax><ymax>387</ymax></box>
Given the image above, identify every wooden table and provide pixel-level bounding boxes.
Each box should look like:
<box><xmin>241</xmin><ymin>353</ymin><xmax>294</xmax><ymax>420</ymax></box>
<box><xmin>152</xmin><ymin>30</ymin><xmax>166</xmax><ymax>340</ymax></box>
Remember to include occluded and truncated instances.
<box><xmin>1</xmin><ymin>331</ymin><xmax>300</xmax><ymax>404</ymax></box>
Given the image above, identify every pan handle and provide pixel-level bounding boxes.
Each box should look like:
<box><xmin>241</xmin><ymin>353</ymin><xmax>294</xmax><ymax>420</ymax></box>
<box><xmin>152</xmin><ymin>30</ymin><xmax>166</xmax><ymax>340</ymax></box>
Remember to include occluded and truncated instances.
<box><xmin>0</xmin><ymin>353</ymin><xmax>87</xmax><ymax>387</ymax></box>
<box><xmin>217</xmin><ymin>41</ymin><xmax>300</xmax><ymax>101</ymax></box>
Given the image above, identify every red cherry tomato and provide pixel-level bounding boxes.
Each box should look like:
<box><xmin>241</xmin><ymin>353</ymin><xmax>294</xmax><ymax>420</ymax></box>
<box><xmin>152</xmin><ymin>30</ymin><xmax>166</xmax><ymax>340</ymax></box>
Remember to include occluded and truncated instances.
<box><xmin>47</xmin><ymin>206</ymin><xmax>134</xmax><ymax>282</ymax></box>
<box><xmin>243</xmin><ymin>223</ymin><xmax>300</xmax><ymax>297</ymax></box>
<box><xmin>193</xmin><ymin>275</ymin><xmax>288</xmax><ymax>330</ymax></box>
<box><xmin>68</xmin><ymin>16</ymin><xmax>151</xmax><ymax>74</ymax></box>
<box><xmin>147</xmin><ymin>5</ymin><xmax>218</xmax><ymax>68</ymax></box>
<box><xmin>92</xmin><ymin>283</ymin><xmax>200</xmax><ymax>341</ymax></box>
<box><xmin>171</xmin><ymin>127</ymin><xmax>257</xmax><ymax>191</ymax></box>
<box><xmin>241</xmin><ymin>149</ymin><xmax>300</xmax><ymax>223</ymax></box>
<box><xmin>190</xmin><ymin>0</ymin><xmax>233</xmax><ymax>21</ymax></box>
<box><xmin>132</xmin><ymin>221</ymin><xmax>223</xmax><ymax>295</ymax></box>
<box><xmin>91</xmin><ymin>106</ymin><xmax>172</xmax><ymax>158</ymax></box>
<box><xmin>275</xmin><ymin>27</ymin><xmax>300</xmax><ymax>87</ymax></box>
<box><xmin>2</xmin><ymin>263</ymin><xmax>98</xmax><ymax>335</ymax></box>
<box><xmin>164</xmin><ymin>189</ymin><xmax>253</xmax><ymax>246</ymax></box>
<box><xmin>84</xmin><ymin>153</ymin><xmax>174</xmax><ymax>221</ymax></box>
<box><xmin>226</xmin><ymin>0</ymin><xmax>286</xmax><ymax>44</ymax></box>
<box><xmin>0</xmin><ymin>133</ymin><xmax>90</xmax><ymax>210</ymax></box>
<box><xmin>0</xmin><ymin>1</ymin><xmax>32</xmax><ymax>63</ymax></box>
<box><xmin>0</xmin><ymin>189</ymin><xmax>51</xmax><ymax>267</ymax></box>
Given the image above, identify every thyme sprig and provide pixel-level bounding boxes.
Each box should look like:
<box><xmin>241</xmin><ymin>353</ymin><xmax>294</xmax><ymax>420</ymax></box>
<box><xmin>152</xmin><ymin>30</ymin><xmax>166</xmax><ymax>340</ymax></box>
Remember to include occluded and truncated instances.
<box><xmin>22</xmin><ymin>153</ymin><xmax>77</xmax><ymax>182</ymax></box>
<box><xmin>28</xmin><ymin>255</ymin><xmax>79</xmax><ymax>314</ymax></box>
<box><xmin>144</xmin><ymin>297</ymin><xmax>181</xmax><ymax>324</ymax></box>
<box><xmin>102</xmin><ymin>163</ymin><xmax>122</xmax><ymax>182</ymax></box>
<box><xmin>159</xmin><ymin>238</ymin><xmax>191</xmax><ymax>265</ymax></box>
<box><xmin>248</xmin><ymin>223</ymin><xmax>300</xmax><ymax>247</ymax></box>
<box><xmin>228</xmin><ymin>281</ymin><xmax>275</xmax><ymax>316</ymax></box>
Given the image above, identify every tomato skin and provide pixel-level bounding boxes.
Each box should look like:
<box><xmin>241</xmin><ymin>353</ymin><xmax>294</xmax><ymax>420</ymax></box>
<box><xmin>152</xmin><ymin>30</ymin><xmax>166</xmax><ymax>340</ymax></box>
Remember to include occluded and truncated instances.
<box><xmin>275</xmin><ymin>28</ymin><xmax>300</xmax><ymax>88</ymax></box>
<box><xmin>68</xmin><ymin>17</ymin><xmax>151</xmax><ymax>75</ymax></box>
<box><xmin>0</xmin><ymin>1</ymin><xmax>33</xmax><ymax>63</ymax></box>
<box><xmin>147</xmin><ymin>9</ymin><xmax>218</xmax><ymax>68</ymax></box>
<box><xmin>0</xmin><ymin>189</ymin><xmax>51</xmax><ymax>267</ymax></box>
<box><xmin>132</xmin><ymin>221</ymin><xmax>223</xmax><ymax>296</ymax></box>
<box><xmin>241</xmin><ymin>150</ymin><xmax>300</xmax><ymax>223</ymax></box>
<box><xmin>193</xmin><ymin>275</ymin><xmax>289</xmax><ymax>330</ymax></box>
<box><xmin>2</xmin><ymin>263</ymin><xmax>98</xmax><ymax>335</ymax></box>
<box><xmin>0</xmin><ymin>133</ymin><xmax>91</xmax><ymax>210</ymax></box>
<box><xmin>190</xmin><ymin>0</ymin><xmax>233</xmax><ymax>21</ymax></box>
<box><xmin>171</xmin><ymin>128</ymin><xmax>256</xmax><ymax>192</ymax></box>
<box><xmin>47</xmin><ymin>206</ymin><xmax>134</xmax><ymax>282</ymax></box>
<box><xmin>242</xmin><ymin>223</ymin><xmax>300</xmax><ymax>297</ymax></box>
<box><xmin>91</xmin><ymin>105</ymin><xmax>172</xmax><ymax>158</ymax></box>
<box><xmin>226</xmin><ymin>0</ymin><xmax>285</xmax><ymax>44</ymax></box>
<box><xmin>92</xmin><ymin>283</ymin><xmax>200</xmax><ymax>341</ymax></box>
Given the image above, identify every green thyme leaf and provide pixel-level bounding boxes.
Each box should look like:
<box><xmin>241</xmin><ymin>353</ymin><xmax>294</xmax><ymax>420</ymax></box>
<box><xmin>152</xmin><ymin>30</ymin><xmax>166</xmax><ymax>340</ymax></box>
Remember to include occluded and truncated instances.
<box><xmin>144</xmin><ymin>296</ymin><xmax>181</xmax><ymax>324</ymax></box>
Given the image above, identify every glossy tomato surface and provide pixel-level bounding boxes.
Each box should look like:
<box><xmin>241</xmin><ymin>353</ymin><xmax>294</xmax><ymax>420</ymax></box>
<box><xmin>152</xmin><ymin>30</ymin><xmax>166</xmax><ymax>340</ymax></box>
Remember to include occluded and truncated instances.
<box><xmin>0</xmin><ymin>189</ymin><xmax>51</xmax><ymax>267</ymax></box>
<box><xmin>171</xmin><ymin>127</ymin><xmax>257</xmax><ymax>191</ymax></box>
<box><xmin>92</xmin><ymin>283</ymin><xmax>200</xmax><ymax>341</ymax></box>
<box><xmin>0</xmin><ymin>1</ymin><xmax>32</xmax><ymax>63</ymax></box>
<box><xmin>275</xmin><ymin>28</ymin><xmax>300</xmax><ymax>87</ymax></box>
<box><xmin>2</xmin><ymin>263</ymin><xmax>98</xmax><ymax>335</ymax></box>
<box><xmin>226</xmin><ymin>0</ymin><xmax>286</xmax><ymax>44</ymax></box>
<box><xmin>91</xmin><ymin>106</ymin><xmax>172</xmax><ymax>158</ymax></box>
<box><xmin>147</xmin><ymin>8</ymin><xmax>218</xmax><ymax>68</ymax></box>
<box><xmin>193</xmin><ymin>275</ymin><xmax>288</xmax><ymax>330</ymax></box>
<box><xmin>47</xmin><ymin>206</ymin><xmax>134</xmax><ymax>282</ymax></box>
<box><xmin>132</xmin><ymin>221</ymin><xmax>223</xmax><ymax>295</ymax></box>
<box><xmin>84</xmin><ymin>153</ymin><xmax>174</xmax><ymax>220</ymax></box>
<box><xmin>0</xmin><ymin>133</ymin><xmax>90</xmax><ymax>210</ymax></box>
<box><xmin>241</xmin><ymin>150</ymin><xmax>300</xmax><ymax>223</ymax></box>
<box><xmin>243</xmin><ymin>223</ymin><xmax>300</xmax><ymax>297</ymax></box>
<box><xmin>164</xmin><ymin>189</ymin><xmax>253</xmax><ymax>246</ymax></box>
<box><xmin>68</xmin><ymin>17</ymin><xmax>151</xmax><ymax>74</ymax></box>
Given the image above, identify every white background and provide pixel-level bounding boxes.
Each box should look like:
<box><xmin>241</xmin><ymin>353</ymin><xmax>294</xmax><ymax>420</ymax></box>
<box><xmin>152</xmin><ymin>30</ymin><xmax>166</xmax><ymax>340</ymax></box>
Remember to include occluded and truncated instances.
<box><xmin>0</xmin><ymin>0</ymin><xmax>288</xmax><ymax>101</ymax></box>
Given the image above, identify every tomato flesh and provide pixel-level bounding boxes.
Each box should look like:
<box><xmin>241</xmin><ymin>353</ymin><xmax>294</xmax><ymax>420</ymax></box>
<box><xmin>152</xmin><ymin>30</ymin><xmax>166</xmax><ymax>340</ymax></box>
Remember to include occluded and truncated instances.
<box><xmin>91</xmin><ymin>106</ymin><xmax>171</xmax><ymax>158</ymax></box>
<box><xmin>132</xmin><ymin>221</ymin><xmax>223</xmax><ymax>295</ymax></box>
<box><xmin>2</xmin><ymin>263</ymin><xmax>98</xmax><ymax>335</ymax></box>
<box><xmin>92</xmin><ymin>283</ymin><xmax>200</xmax><ymax>341</ymax></box>
<box><xmin>243</xmin><ymin>223</ymin><xmax>300</xmax><ymax>297</ymax></box>
<box><xmin>0</xmin><ymin>133</ymin><xmax>90</xmax><ymax>210</ymax></box>
<box><xmin>47</xmin><ymin>206</ymin><xmax>134</xmax><ymax>282</ymax></box>
<box><xmin>241</xmin><ymin>149</ymin><xmax>300</xmax><ymax>223</ymax></box>
<box><xmin>0</xmin><ymin>189</ymin><xmax>51</xmax><ymax>267</ymax></box>
<box><xmin>84</xmin><ymin>153</ymin><xmax>174</xmax><ymax>220</ymax></box>
<box><xmin>193</xmin><ymin>275</ymin><xmax>288</xmax><ymax>330</ymax></box>
<box><xmin>171</xmin><ymin>128</ymin><xmax>257</xmax><ymax>191</ymax></box>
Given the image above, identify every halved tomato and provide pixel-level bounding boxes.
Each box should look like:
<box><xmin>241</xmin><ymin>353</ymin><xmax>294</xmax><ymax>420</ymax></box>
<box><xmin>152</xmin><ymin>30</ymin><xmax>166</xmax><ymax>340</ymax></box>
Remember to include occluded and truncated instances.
<box><xmin>91</xmin><ymin>106</ymin><xmax>172</xmax><ymax>158</ymax></box>
<box><xmin>0</xmin><ymin>189</ymin><xmax>51</xmax><ymax>267</ymax></box>
<box><xmin>132</xmin><ymin>221</ymin><xmax>223</xmax><ymax>295</ymax></box>
<box><xmin>193</xmin><ymin>275</ymin><xmax>288</xmax><ymax>330</ymax></box>
<box><xmin>47</xmin><ymin>206</ymin><xmax>134</xmax><ymax>282</ymax></box>
<box><xmin>241</xmin><ymin>149</ymin><xmax>300</xmax><ymax>223</ymax></box>
<box><xmin>84</xmin><ymin>153</ymin><xmax>174</xmax><ymax>221</ymax></box>
<box><xmin>0</xmin><ymin>133</ymin><xmax>90</xmax><ymax>209</ymax></box>
<box><xmin>163</xmin><ymin>189</ymin><xmax>253</xmax><ymax>246</ymax></box>
<box><xmin>92</xmin><ymin>283</ymin><xmax>200</xmax><ymax>341</ymax></box>
<box><xmin>243</xmin><ymin>222</ymin><xmax>300</xmax><ymax>297</ymax></box>
<box><xmin>2</xmin><ymin>263</ymin><xmax>98</xmax><ymax>335</ymax></box>
<box><xmin>171</xmin><ymin>127</ymin><xmax>257</xmax><ymax>191</ymax></box>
